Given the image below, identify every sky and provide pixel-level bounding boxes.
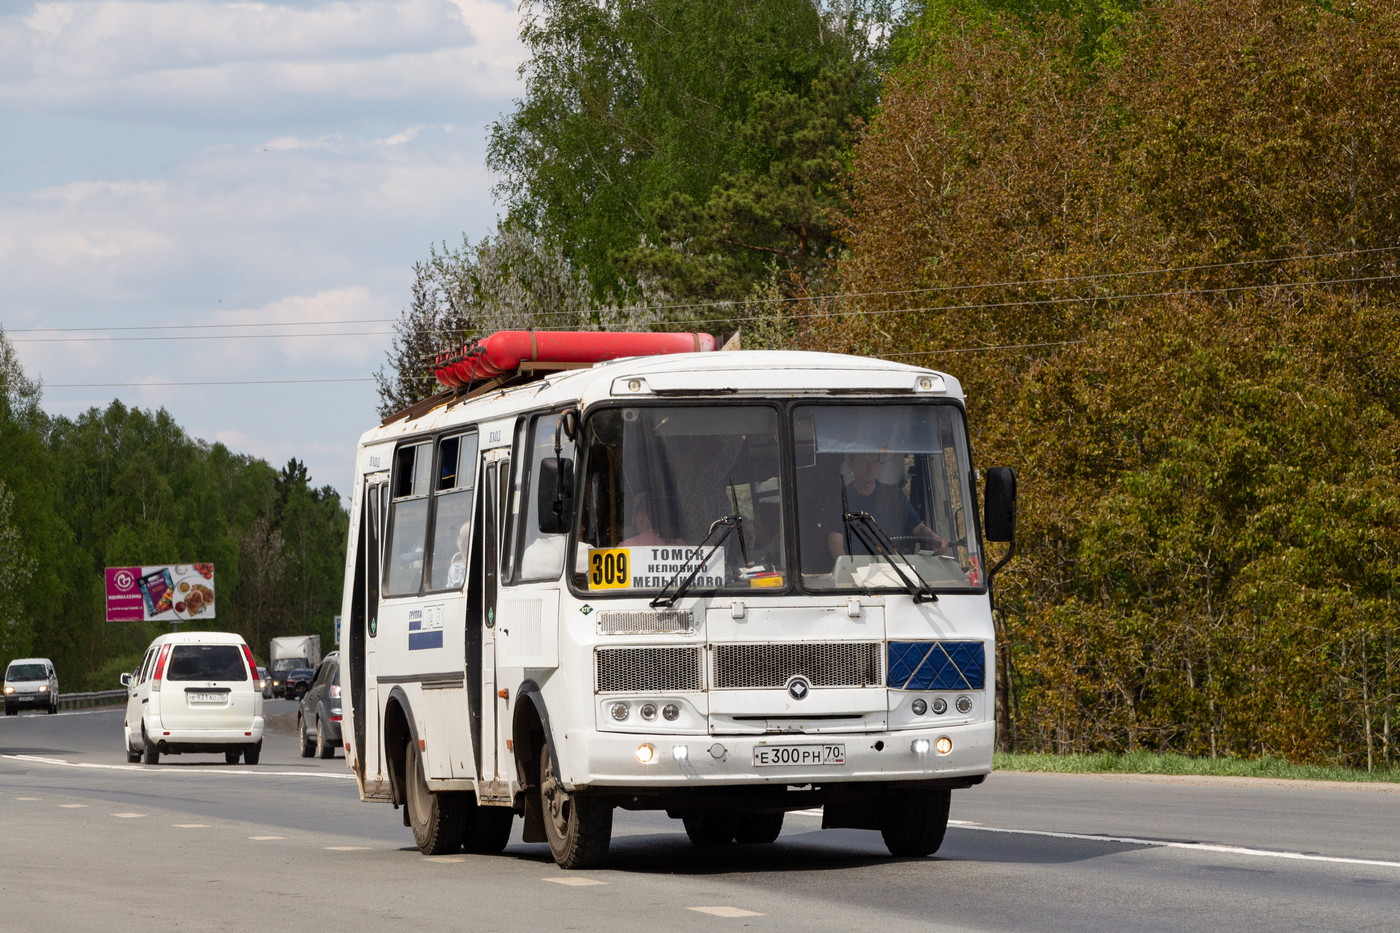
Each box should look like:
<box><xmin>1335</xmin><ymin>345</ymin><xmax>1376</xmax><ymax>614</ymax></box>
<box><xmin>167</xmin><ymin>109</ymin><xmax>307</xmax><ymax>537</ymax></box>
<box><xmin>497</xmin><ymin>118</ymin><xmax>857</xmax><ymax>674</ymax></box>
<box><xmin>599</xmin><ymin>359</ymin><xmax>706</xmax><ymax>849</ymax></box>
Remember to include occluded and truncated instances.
<box><xmin>0</xmin><ymin>0</ymin><xmax>526</xmax><ymax>500</ymax></box>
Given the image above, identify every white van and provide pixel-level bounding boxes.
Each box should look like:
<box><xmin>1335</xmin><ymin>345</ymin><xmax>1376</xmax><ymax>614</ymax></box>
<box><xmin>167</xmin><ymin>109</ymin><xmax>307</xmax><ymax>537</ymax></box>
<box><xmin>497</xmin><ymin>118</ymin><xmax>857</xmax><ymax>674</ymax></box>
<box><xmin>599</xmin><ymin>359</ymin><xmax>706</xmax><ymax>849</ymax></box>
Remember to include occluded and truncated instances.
<box><xmin>4</xmin><ymin>657</ymin><xmax>59</xmax><ymax>715</ymax></box>
<box><xmin>121</xmin><ymin>631</ymin><xmax>264</xmax><ymax>764</ymax></box>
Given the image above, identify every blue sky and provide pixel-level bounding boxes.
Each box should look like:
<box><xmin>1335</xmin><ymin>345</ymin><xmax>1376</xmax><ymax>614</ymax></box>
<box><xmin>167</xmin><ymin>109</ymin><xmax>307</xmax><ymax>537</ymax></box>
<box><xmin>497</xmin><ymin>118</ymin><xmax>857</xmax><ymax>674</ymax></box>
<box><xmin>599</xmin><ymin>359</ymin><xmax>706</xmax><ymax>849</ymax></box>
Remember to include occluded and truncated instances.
<box><xmin>1</xmin><ymin>0</ymin><xmax>524</xmax><ymax>497</ymax></box>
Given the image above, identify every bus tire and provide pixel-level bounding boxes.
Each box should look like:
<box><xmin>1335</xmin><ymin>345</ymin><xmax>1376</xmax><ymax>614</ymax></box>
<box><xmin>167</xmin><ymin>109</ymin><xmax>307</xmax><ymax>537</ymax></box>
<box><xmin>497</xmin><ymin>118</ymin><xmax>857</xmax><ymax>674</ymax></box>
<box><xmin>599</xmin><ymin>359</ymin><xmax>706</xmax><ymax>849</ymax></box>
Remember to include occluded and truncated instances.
<box><xmin>733</xmin><ymin>811</ymin><xmax>784</xmax><ymax>844</ymax></box>
<box><xmin>880</xmin><ymin>787</ymin><xmax>951</xmax><ymax>857</ymax></box>
<box><xmin>540</xmin><ymin>738</ymin><xmax>612</xmax><ymax>869</ymax></box>
<box><xmin>406</xmin><ymin>740</ymin><xmax>467</xmax><ymax>855</ymax></box>
<box><xmin>682</xmin><ymin>811</ymin><xmax>738</xmax><ymax>846</ymax></box>
<box><xmin>464</xmin><ymin>805</ymin><xmax>515</xmax><ymax>854</ymax></box>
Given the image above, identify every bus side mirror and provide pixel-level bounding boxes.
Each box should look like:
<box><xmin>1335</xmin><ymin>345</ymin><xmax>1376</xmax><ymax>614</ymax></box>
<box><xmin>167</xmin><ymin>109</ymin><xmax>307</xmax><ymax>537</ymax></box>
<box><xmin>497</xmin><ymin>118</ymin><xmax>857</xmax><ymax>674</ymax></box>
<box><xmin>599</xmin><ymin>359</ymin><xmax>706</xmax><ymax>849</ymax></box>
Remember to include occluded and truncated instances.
<box><xmin>537</xmin><ymin>457</ymin><xmax>574</xmax><ymax>534</ymax></box>
<box><xmin>983</xmin><ymin>467</ymin><xmax>1017</xmax><ymax>543</ymax></box>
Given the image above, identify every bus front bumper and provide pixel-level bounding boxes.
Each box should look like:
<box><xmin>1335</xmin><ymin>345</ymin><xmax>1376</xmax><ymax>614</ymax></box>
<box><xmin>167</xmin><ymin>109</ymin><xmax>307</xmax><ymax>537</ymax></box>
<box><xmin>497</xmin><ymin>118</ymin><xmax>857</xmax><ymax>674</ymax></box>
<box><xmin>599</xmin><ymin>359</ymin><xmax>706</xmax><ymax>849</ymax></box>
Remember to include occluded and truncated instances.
<box><xmin>560</xmin><ymin>719</ymin><xmax>994</xmax><ymax>790</ymax></box>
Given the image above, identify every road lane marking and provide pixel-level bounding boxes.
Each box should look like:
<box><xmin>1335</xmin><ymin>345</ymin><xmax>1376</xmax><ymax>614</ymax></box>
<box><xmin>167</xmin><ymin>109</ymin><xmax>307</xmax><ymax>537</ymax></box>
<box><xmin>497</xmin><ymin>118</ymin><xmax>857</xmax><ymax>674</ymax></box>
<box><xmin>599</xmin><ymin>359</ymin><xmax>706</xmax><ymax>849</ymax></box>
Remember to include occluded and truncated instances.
<box><xmin>544</xmin><ymin>877</ymin><xmax>607</xmax><ymax>886</ymax></box>
<box><xmin>954</xmin><ymin>823</ymin><xmax>1400</xmax><ymax>869</ymax></box>
<box><xmin>174</xmin><ymin>824</ymin><xmax>209</xmax><ymax>828</ymax></box>
<box><xmin>422</xmin><ymin>856</ymin><xmax>466</xmax><ymax>863</ymax></box>
<box><xmin>689</xmin><ymin>907</ymin><xmax>765</xmax><ymax>918</ymax></box>
<box><xmin>15</xmin><ymin>796</ymin><xmax>41</xmax><ymax>800</ymax></box>
<box><xmin>324</xmin><ymin>846</ymin><xmax>371</xmax><ymax>851</ymax></box>
<box><xmin>2</xmin><ymin>753</ymin><xmax>354</xmax><ymax>779</ymax></box>
<box><xmin>112</xmin><ymin>812</ymin><xmax>146</xmax><ymax>818</ymax></box>
<box><xmin>250</xmin><ymin>835</ymin><xmax>285</xmax><ymax>841</ymax></box>
<box><xmin>59</xmin><ymin>803</ymin><xmax>88</xmax><ymax>808</ymax></box>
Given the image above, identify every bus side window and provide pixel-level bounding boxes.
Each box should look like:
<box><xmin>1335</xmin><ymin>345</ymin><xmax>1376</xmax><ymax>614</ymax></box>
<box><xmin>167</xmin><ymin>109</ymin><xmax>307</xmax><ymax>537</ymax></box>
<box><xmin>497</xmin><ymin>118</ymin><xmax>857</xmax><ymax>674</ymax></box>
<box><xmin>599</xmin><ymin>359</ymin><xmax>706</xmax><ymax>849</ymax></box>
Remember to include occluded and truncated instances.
<box><xmin>385</xmin><ymin>441</ymin><xmax>432</xmax><ymax>596</ymax></box>
<box><xmin>428</xmin><ymin>433</ymin><xmax>478</xmax><ymax>591</ymax></box>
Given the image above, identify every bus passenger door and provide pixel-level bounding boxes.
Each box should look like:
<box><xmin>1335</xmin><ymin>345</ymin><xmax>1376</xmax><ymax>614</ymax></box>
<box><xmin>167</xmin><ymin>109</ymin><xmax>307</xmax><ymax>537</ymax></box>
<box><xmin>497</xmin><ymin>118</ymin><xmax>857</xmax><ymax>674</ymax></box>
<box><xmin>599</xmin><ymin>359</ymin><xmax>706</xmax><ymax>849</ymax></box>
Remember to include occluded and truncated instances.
<box><xmin>471</xmin><ymin>454</ymin><xmax>510</xmax><ymax>801</ymax></box>
<box><xmin>350</xmin><ymin>473</ymin><xmax>388</xmax><ymax>797</ymax></box>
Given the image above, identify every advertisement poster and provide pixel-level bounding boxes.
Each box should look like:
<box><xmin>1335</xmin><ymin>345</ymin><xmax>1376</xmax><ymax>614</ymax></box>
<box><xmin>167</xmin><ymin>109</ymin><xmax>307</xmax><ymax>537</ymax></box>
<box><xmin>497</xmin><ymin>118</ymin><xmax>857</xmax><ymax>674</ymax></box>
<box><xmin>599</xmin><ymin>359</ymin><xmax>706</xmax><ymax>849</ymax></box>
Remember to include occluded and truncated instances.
<box><xmin>106</xmin><ymin>564</ymin><xmax>216</xmax><ymax>622</ymax></box>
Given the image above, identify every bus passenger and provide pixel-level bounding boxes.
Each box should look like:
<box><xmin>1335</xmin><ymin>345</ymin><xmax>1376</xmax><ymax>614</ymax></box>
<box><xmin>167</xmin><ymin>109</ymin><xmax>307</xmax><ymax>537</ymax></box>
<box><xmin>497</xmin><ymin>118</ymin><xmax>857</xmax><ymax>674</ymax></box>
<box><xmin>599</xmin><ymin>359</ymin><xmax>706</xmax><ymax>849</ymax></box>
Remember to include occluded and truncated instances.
<box><xmin>621</xmin><ymin>494</ymin><xmax>681</xmax><ymax>547</ymax></box>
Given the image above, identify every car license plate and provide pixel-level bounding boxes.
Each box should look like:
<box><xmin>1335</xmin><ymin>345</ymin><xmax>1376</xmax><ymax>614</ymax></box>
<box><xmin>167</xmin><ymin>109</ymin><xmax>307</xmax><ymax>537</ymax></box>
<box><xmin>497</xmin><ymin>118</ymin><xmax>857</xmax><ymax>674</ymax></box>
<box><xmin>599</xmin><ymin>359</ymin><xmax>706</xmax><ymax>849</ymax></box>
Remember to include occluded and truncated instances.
<box><xmin>752</xmin><ymin>744</ymin><xmax>845</xmax><ymax>767</ymax></box>
<box><xmin>189</xmin><ymin>692</ymin><xmax>226</xmax><ymax>704</ymax></box>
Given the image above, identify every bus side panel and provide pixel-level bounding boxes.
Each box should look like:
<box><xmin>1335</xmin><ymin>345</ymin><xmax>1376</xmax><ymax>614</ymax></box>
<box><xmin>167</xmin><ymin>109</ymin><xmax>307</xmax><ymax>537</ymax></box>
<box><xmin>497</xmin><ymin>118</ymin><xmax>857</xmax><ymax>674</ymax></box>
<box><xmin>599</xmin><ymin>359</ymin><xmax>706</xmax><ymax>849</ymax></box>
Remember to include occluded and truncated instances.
<box><xmin>375</xmin><ymin>595</ymin><xmax>475</xmax><ymax>782</ymax></box>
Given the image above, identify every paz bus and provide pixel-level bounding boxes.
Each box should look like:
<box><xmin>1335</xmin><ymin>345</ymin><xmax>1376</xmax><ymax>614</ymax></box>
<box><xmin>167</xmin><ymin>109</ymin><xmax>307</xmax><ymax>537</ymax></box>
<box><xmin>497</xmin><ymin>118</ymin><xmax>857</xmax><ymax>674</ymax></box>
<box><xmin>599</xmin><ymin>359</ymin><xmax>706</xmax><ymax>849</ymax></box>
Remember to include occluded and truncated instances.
<box><xmin>338</xmin><ymin>330</ymin><xmax>1017</xmax><ymax>869</ymax></box>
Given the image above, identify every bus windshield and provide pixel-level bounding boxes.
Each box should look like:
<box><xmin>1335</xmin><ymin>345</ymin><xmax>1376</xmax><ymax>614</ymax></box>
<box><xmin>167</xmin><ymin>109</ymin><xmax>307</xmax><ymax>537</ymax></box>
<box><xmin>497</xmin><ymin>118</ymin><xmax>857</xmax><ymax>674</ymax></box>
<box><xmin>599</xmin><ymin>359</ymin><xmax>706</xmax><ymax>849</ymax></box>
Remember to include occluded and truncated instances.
<box><xmin>573</xmin><ymin>401</ymin><xmax>984</xmax><ymax>596</ymax></box>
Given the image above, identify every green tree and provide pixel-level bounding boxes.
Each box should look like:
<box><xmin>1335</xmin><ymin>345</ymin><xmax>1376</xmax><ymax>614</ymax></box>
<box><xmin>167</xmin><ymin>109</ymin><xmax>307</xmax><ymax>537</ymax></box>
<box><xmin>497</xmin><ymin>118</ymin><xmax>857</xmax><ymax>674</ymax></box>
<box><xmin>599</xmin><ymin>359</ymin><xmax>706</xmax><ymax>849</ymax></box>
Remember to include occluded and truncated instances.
<box><xmin>375</xmin><ymin>223</ymin><xmax>658</xmax><ymax>415</ymax></box>
<box><xmin>488</xmin><ymin>0</ymin><xmax>896</xmax><ymax>306</ymax></box>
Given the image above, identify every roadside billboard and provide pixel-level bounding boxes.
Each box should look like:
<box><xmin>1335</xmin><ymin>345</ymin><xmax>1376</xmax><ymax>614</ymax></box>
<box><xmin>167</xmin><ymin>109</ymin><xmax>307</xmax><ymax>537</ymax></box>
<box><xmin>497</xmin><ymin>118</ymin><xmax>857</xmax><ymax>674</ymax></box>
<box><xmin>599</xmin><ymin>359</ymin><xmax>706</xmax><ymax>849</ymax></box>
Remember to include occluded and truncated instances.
<box><xmin>106</xmin><ymin>564</ymin><xmax>216</xmax><ymax>622</ymax></box>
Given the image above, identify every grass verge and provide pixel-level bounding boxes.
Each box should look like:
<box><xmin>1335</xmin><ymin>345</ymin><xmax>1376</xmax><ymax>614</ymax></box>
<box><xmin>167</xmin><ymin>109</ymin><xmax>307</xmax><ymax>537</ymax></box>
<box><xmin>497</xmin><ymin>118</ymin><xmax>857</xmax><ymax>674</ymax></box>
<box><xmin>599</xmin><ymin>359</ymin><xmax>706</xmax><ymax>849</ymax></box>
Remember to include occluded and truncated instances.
<box><xmin>994</xmin><ymin>750</ymin><xmax>1400</xmax><ymax>784</ymax></box>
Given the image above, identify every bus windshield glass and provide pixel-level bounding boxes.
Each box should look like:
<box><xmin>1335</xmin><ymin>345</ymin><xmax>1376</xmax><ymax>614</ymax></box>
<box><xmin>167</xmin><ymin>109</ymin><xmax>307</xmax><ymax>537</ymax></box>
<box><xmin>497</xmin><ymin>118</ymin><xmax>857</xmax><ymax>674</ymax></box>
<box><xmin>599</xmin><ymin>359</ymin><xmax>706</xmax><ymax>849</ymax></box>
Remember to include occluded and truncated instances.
<box><xmin>573</xmin><ymin>401</ymin><xmax>985</xmax><ymax>596</ymax></box>
<box><xmin>793</xmin><ymin>403</ymin><xmax>984</xmax><ymax>593</ymax></box>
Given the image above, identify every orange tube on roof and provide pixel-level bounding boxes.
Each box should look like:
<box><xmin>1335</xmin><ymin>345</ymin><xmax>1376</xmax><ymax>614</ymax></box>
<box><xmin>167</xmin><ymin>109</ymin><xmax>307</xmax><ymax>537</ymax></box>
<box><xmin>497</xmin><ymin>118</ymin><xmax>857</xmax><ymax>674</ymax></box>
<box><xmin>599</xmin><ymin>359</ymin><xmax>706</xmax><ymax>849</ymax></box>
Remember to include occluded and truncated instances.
<box><xmin>433</xmin><ymin>330</ymin><xmax>716</xmax><ymax>388</ymax></box>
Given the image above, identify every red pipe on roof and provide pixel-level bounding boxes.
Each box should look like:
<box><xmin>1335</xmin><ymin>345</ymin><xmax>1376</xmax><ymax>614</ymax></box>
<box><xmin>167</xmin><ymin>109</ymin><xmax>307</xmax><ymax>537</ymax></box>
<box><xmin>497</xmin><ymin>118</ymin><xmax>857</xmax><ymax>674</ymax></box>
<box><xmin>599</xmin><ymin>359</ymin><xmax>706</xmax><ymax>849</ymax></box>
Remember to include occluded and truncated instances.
<box><xmin>433</xmin><ymin>330</ymin><xmax>717</xmax><ymax>388</ymax></box>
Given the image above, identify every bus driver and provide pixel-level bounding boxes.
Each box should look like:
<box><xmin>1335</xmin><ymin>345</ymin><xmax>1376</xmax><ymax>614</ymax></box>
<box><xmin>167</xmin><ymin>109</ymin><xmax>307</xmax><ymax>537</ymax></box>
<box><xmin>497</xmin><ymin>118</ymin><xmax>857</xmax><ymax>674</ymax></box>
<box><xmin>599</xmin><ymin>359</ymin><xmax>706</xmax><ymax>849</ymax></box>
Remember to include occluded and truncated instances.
<box><xmin>827</xmin><ymin>452</ymin><xmax>947</xmax><ymax>560</ymax></box>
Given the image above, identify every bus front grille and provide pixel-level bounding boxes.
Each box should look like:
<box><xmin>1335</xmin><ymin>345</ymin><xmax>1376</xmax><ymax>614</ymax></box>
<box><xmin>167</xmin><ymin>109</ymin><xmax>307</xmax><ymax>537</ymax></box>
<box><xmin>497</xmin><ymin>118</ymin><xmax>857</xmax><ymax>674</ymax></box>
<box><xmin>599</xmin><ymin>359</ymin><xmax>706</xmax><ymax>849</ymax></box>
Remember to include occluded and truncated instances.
<box><xmin>596</xmin><ymin>646</ymin><xmax>702</xmax><ymax>693</ymax></box>
<box><xmin>712</xmin><ymin>642</ymin><xmax>882</xmax><ymax>689</ymax></box>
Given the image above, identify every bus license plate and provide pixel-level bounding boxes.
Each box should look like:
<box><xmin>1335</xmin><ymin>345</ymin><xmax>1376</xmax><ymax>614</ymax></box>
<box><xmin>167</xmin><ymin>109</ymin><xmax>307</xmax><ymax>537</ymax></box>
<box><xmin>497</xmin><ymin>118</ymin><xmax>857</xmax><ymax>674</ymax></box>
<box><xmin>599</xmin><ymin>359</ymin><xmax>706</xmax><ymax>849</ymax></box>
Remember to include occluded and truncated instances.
<box><xmin>753</xmin><ymin>744</ymin><xmax>845</xmax><ymax>767</ymax></box>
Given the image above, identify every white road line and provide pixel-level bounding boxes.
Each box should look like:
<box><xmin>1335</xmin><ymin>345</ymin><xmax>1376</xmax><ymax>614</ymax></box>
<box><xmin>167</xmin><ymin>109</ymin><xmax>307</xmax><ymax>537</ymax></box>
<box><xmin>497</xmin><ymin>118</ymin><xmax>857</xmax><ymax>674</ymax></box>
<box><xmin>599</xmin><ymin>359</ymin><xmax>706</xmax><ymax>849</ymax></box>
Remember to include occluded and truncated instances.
<box><xmin>2</xmin><ymin>753</ymin><xmax>354</xmax><ymax>779</ymax></box>
<box><xmin>250</xmin><ymin>835</ymin><xmax>285</xmax><ymax>841</ymax></box>
<box><xmin>111</xmin><ymin>812</ymin><xmax>145</xmax><ymax>818</ymax></box>
<box><xmin>59</xmin><ymin>803</ymin><xmax>87</xmax><ymax>808</ymax></box>
<box><xmin>174</xmin><ymin>824</ymin><xmax>209</xmax><ymax>828</ymax></box>
<box><xmin>688</xmin><ymin>907</ymin><xmax>765</xmax><ymax>918</ymax></box>
<box><xmin>544</xmin><ymin>877</ymin><xmax>608</xmax><ymax>886</ymax></box>
<box><xmin>951</xmin><ymin>822</ymin><xmax>1400</xmax><ymax>869</ymax></box>
<box><xmin>324</xmin><ymin>846</ymin><xmax>371</xmax><ymax>851</ymax></box>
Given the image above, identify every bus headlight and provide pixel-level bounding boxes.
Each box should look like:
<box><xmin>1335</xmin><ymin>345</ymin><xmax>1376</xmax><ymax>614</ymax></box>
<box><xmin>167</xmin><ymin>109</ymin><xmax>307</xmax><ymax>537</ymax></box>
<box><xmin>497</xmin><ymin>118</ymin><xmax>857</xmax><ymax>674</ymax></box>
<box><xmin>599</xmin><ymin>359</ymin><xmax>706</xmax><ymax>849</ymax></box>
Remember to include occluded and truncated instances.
<box><xmin>931</xmin><ymin>697</ymin><xmax>947</xmax><ymax>715</ymax></box>
<box><xmin>609</xmin><ymin>702</ymin><xmax>630</xmax><ymax>722</ymax></box>
<box><xmin>635</xmin><ymin>744</ymin><xmax>656</xmax><ymax>764</ymax></box>
<box><xmin>661</xmin><ymin>703</ymin><xmax>680</xmax><ymax>721</ymax></box>
<box><xmin>639</xmin><ymin>703</ymin><xmax>658</xmax><ymax>721</ymax></box>
<box><xmin>911</xmin><ymin>698</ymin><xmax>928</xmax><ymax>716</ymax></box>
<box><xmin>911</xmin><ymin>738</ymin><xmax>932</xmax><ymax>755</ymax></box>
<box><xmin>935</xmin><ymin>736</ymin><xmax>954</xmax><ymax>755</ymax></box>
<box><xmin>955</xmin><ymin>696</ymin><xmax>973</xmax><ymax>714</ymax></box>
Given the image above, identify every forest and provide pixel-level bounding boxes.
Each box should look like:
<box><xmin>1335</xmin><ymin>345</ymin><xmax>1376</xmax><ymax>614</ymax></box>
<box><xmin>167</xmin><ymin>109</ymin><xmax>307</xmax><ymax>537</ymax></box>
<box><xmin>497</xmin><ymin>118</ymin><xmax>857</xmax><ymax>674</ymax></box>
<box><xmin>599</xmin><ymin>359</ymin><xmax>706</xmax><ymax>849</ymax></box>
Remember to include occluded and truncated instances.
<box><xmin>379</xmin><ymin>0</ymin><xmax>1399</xmax><ymax>771</ymax></box>
<box><xmin>0</xmin><ymin>337</ymin><xmax>347</xmax><ymax>690</ymax></box>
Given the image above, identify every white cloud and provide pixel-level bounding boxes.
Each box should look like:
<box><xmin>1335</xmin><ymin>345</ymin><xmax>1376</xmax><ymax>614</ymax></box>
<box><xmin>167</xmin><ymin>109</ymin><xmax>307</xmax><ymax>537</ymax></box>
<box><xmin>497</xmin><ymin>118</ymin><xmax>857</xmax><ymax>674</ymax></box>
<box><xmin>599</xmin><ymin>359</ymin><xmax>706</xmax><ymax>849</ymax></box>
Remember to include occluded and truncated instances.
<box><xmin>2</xmin><ymin>0</ymin><xmax>523</xmax><ymax>125</ymax></box>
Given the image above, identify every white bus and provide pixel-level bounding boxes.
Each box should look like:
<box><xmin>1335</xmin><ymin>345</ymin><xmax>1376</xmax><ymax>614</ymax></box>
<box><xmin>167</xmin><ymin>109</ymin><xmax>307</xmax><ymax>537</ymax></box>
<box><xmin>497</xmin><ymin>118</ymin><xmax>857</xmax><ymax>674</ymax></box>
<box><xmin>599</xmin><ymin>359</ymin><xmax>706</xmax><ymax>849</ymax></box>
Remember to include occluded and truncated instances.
<box><xmin>339</xmin><ymin>330</ymin><xmax>1017</xmax><ymax>869</ymax></box>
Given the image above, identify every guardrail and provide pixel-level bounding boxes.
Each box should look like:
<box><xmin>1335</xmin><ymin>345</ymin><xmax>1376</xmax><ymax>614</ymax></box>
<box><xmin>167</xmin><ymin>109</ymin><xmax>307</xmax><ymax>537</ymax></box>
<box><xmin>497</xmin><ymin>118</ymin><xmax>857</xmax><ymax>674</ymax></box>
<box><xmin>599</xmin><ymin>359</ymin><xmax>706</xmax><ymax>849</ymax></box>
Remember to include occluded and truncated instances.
<box><xmin>58</xmin><ymin>690</ymin><xmax>127</xmax><ymax>710</ymax></box>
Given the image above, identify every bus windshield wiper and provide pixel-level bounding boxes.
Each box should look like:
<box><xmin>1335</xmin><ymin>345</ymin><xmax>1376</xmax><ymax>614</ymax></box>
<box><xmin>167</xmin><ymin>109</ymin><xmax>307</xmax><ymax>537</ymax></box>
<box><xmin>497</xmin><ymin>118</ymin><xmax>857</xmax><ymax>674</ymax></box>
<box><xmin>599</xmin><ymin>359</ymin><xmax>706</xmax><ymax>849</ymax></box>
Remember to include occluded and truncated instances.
<box><xmin>650</xmin><ymin>514</ymin><xmax>742</xmax><ymax>609</ymax></box>
<box><xmin>842</xmin><ymin>510</ymin><xmax>938</xmax><ymax>604</ymax></box>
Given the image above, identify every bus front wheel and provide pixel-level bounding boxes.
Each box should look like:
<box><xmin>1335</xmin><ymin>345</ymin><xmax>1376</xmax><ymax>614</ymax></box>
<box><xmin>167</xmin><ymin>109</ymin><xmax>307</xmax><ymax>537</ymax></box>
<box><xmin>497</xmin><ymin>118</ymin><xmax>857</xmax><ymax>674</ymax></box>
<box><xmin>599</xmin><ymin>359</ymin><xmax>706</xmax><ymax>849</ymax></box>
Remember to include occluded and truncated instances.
<box><xmin>406</xmin><ymin>739</ymin><xmax>467</xmax><ymax>855</ymax></box>
<box><xmin>880</xmin><ymin>787</ymin><xmax>951</xmax><ymax>857</ymax></box>
<box><xmin>539</xmin><ymin>738</ymin><xmax>612</xmax><ymax>869</ymax></box>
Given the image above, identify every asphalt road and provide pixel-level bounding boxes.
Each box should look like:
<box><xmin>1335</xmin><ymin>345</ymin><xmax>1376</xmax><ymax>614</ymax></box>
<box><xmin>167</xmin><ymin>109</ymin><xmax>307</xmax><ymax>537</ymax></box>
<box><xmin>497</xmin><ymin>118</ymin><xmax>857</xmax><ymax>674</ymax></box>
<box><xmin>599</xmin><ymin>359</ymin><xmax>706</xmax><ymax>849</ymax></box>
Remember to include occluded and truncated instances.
<box><xmin>3</xmin><ymin>704</ymin><xmax>1397</xmax><ymax>932</ymax></box>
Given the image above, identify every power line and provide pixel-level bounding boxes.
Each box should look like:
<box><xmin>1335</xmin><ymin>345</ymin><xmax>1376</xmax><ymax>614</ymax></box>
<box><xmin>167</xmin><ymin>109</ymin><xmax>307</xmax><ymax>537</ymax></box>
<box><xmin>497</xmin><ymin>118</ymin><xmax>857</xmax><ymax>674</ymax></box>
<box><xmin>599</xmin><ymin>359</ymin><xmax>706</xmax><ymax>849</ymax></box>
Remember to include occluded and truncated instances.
<box><xmin>8</xmin><ymin>244</ymin><xmax>1398</xmax><ymax>341</ymax></box>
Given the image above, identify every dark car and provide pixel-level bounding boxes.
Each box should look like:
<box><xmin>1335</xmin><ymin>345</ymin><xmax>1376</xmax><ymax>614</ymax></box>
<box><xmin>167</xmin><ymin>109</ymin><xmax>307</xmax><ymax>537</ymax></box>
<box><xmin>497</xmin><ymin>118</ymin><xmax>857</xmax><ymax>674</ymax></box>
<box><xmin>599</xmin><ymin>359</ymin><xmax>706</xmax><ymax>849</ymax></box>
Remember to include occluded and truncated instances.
<box><xmin>280</xmin><ymin>667</ymin><xmax>314</xmax><ymax>699</ymax></box>
<box><xmin>298</xmin><ymin>653</ymin><xmax>341</xmax><ymax>759</ymax></box>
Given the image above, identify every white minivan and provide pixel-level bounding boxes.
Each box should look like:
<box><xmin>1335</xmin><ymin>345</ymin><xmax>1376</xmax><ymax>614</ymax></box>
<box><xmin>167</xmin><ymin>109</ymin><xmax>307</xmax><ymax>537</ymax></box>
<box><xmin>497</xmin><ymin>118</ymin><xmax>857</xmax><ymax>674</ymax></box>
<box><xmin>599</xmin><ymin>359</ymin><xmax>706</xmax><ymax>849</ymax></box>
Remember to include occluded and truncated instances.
<box><xmin>4</xmin><ymin>657</ymin><xmax>59</xmax><ymax>715</ymax></box>
<box><xmin>122</xmin><ymin>631</ymin><xmax>264</xmax><ymax>764</ymax></box>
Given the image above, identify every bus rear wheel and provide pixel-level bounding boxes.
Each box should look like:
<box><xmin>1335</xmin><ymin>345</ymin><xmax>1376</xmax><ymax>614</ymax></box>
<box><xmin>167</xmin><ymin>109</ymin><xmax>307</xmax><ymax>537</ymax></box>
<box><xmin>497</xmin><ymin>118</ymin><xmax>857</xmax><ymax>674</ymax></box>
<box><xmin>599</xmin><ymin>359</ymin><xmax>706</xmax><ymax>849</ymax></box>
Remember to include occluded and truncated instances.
<box><xmin>464</xmin><ymin>804</ymin><xmax>514</xmax><ymax>854</ymax></box>
<box><xmin>681</xmin><ymin>811</ymin><xmax>738</xmax><ymax>846</ymax></box>
<box><xmin>540</xmin><ymin>738</ymin><xmax>612</xmax><ymax>869</ymax></box>
<box><xmin>734</xmin><ymin>811</ymin><xmax>784</xmax><ymax>844</ymax></box>
<box><xmin>406</xmin><ymin>739</ymin><xmax>467</xmax><ymax>855</ymax></box>
<box><xmin>880</xmin><ymin>787</ymin><xmax>951</xmax><ymax>857</ymax></box>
